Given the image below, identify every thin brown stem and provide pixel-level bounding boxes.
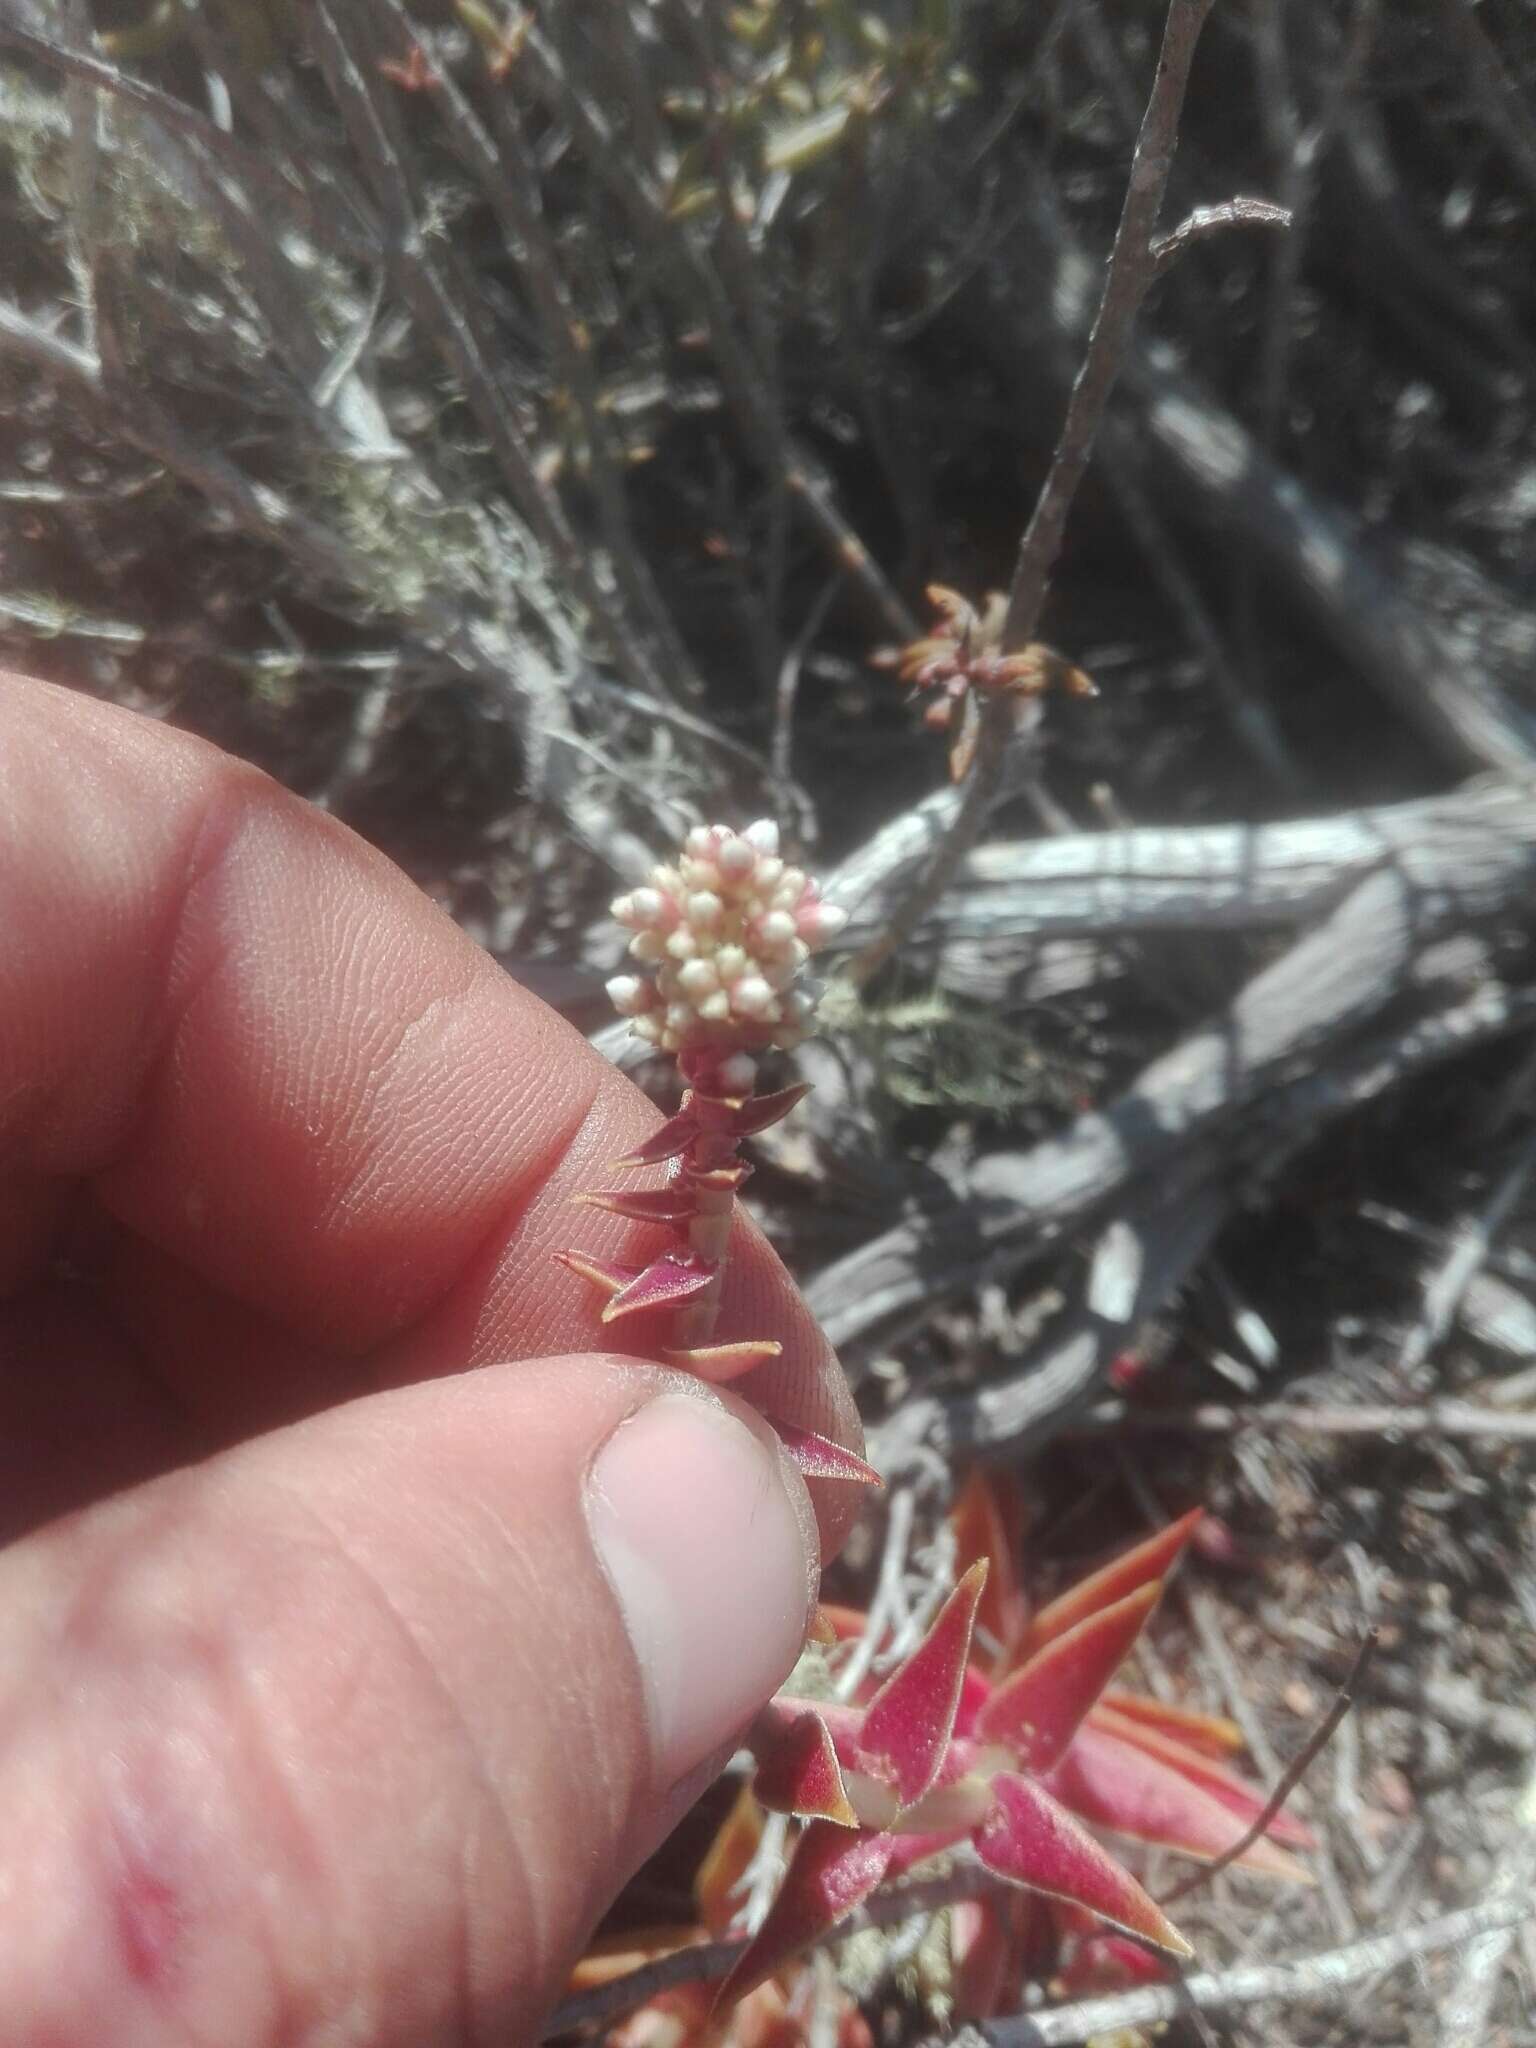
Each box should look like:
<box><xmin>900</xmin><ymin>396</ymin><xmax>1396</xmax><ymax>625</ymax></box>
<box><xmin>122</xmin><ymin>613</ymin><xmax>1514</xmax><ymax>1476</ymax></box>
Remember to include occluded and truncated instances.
<box><xmin>853</xmin><ymin>0</ymin><xmax>1216</xmax><ymax>990</ymax></box>
<box><xmin>541</xmin><ymin>1863</ymin><xmax>1002</xmax><ymax>2038</ymax></box>
<box><xmin>1003</xmin><ymin>0</ymin><xmax>1216</xmax><ymax>651</ymax></box>
<box><xmin>1157</xmin><ymin>1627</ymin><xmax>1379</xmax><ymax>1907</ymax></box>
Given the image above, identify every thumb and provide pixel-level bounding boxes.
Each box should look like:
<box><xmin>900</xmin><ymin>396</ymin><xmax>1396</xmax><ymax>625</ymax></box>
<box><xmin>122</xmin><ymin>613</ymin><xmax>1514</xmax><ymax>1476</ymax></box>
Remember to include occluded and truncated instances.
<box><xmin>1</xmin><ymin>1354</ymin><xmax>819</xmax><ymax>2046</ymax></box>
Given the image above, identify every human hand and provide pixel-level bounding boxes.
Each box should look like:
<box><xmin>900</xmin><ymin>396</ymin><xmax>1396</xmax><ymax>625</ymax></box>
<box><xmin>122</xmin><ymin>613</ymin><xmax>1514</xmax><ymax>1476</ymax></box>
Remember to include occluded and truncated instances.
<box><xmin>0</xmin><ymin>675</ymin><xmax>861</xmax><ymax>2046</ymax></box>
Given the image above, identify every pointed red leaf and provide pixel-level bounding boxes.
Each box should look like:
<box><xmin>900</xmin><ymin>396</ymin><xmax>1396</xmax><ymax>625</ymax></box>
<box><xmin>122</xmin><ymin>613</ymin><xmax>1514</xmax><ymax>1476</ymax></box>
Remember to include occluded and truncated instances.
<box><xmin>715</xmin><ymin>1823</ymin><xmax>895</xmax><ymax>2010</ymax></box>
<box><xmin>1087</xmin><ymin>1705</ymin><xmax>1317</xmax><ymax>1850</ymax></box>
<box><xmin>978</xmin><ymin>1586</ymin><xmax>1160</xmax><ymax>1772</ymax></box>
<box><xmin>950</xmin><ymin>1468</ymin><xmax>1030</xmax><ymax>1665</ymax></box>
<box><xmin>578</xmin><ymin>1184</ymin><xmax>697</xmax><ymax>1225</ymax></box>
<box><xmin>858</xmin><ymin>1561</ymin><xmax>987</xmax><ymax>1810</ymax></box>
<box><xmin>1047</xmin><ymin>1722</ymin><xmax>1311</xmax><ymax>1878</ymax></box>
<box><xmin>752</xmin><ymin>1709</ymin><xmax>858</xmax><ymax>1827</ymax></box>
<box><xmin>601</xmin><ymin>1252</ymin><xmax>716</xmax><ymax>1324</ymax></box>
<box><xmin>1097</xmin><ymin>1689</ymin><xmax>1245</xmax><ymax>1758</ymax></box>
<box><xmin>950</xmin><ymin>1896</ymin><xmax>1011</xmax><ymax>2021</ymax></box>
<box><xmin>613</xmin><ymin>1099</ymin><xmax>702</xmax><ymax>1168</ymax></box>
<box><xmin>1022</xmin><ymin>1510</ymin><xmax>1203</xmax><ymax>1655</ymax></box>
<box><xmin>772</xmin><ymin>1424</ymin><xmax>882</xmax><ymax>1488</ymax></box>
<box><xmin>552</xmin><ymin>1249</ymin><xmax>636</xmax><ymax>1299</ymax></box>
<box><xmin>729</xmin><ymin>1082</ymin><xmax>812</xmax><ymax>1138</ymax></box>
<box><xmin>663</xmin><ymin>1339</ymin><xmax>783</xmax><ymax>1382</ymax></box>
<box><xmin>1056</xmin><ymin>1930</ymin><xmax>1172</xmax><ymax>1994</ymax></box>
<box><xmin>974</xmin><ymin>1773</ymin><xmax>1192</xmax><ymax>1956</ymax></box>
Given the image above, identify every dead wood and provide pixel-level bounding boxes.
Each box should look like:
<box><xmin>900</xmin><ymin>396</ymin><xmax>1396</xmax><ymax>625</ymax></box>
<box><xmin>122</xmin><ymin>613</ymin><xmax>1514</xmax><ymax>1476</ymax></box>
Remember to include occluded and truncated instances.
<box><xmin>833</xmin><ymin>779</ymin><xmax>1536</xmax><ymax>951</ymax></box>
<box><xmin>813</xmin><ymin>805</ymin><xmax>1536</xmax><ymax>1357</ymax></box>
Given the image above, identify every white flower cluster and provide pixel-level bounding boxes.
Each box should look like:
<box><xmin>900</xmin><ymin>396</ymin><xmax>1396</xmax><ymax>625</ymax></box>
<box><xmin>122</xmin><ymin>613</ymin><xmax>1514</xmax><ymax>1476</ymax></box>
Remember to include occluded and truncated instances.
<box><xmin>606</xmin><ymin>820</ymin><xmax>849</xmax><ymax>1053</ymax></box>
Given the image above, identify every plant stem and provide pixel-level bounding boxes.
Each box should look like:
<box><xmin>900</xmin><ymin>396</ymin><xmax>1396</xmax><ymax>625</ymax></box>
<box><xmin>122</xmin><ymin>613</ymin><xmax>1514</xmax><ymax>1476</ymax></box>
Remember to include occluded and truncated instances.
<box><xmin>850</xmin><ymin>0</ymin><xmax>1217</xmax><ymax>991</ymax></box>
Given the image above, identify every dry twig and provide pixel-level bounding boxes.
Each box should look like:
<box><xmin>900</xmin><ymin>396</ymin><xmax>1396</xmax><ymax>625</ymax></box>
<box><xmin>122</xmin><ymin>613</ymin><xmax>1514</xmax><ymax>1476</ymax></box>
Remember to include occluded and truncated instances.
<box><xmin>954</xmin><ymin>1896</ymin><xmax>1532</xmax><ymax>2047</ymax></box>
<box><xmin>1158</xmin><ymin>1629</ymin><xmax>1379</xmax><ymax>1907</ymax></box>
<box><xmin>849</xmin><ymin>0</ymin><xmax>1217</xmax><ymax>988</ymax></box>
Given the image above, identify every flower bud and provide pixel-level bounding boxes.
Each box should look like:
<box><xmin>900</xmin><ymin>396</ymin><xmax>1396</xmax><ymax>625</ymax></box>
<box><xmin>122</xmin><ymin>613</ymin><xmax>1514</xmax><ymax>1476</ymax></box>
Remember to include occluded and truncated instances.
<box><xmin>605</xmin><ymin>975</ymin><xmax>649</xmax><ymax>1015</ymax></box>
<box><xmin>716</xmin><ymin>836</ymin><xmax>756</xmax><ymax>881</ymax></box>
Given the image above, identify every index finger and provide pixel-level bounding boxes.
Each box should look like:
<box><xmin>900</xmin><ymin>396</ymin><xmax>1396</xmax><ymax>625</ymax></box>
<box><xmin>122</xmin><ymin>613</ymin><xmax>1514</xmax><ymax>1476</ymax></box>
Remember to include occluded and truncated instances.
<box><xmin>0</xmin><ymin>675</ymin><xmax>859</xmax><ymax>1533</ymax></box>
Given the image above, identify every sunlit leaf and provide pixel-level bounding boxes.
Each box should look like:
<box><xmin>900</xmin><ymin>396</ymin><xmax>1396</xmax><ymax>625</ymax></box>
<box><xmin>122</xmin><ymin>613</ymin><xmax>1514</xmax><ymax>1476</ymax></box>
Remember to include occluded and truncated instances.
<box><xmin>1088</xmin><ymin>1705</ymin><xmax>1317</xmax><ymax>1851</ymax></box>
<box><xmin>613</xmin><ymin>1101</ymin><xmax>703</xmax><ymax>1169</ymax></box>
<box><xmin>729</xmin><ymin>1082</ymin><xmax>813</xmax><ymax>1137</ymax></box>
<box><xmin>601</xmin><ymin>1252</ymin><xmax>717</xmax><ymax>1324</ymax></box>
<box><xmin>978</xmin><ymin>1586</ymin><xmax>1159</xmax><ymax>1772</ymax></box>
<box><xmin>859</xmin><ymin>1562</ymin><xmax>987</xmax><ymax>1809</ymax></box>
<box><xmin>772</xmin><ymin>1424</ymin><xmax>883</xmax><ymax>1488</ymax></box>
<box><xmin>974</xmin><ymin>1773</ymin><xmax>1192</xmax><ymax>1956</ymax></box>
<box><xmin>1048</xmin><ymin>1722</ymin><xmax>1312</xmax><ymax>1878</ymax></box>
<box><xmin>1020</xmin><ymin>1511</ymin><xmax>1203</xmax><ymax>1657</ymax></box>
<box><xmin>753</xmin><ymin>1709</ymin><xmax>858</xmax><ymax>1827</ymax></box>
<box><xmin>1097</xmin><ymin>1689</ymin><xmax>1245</xmax><ymax>1758</ymax></box>
<box><xmin>716</xmin><ymin>1824</ymin><xmax>895</xmax><ymax>2009</ymax></box>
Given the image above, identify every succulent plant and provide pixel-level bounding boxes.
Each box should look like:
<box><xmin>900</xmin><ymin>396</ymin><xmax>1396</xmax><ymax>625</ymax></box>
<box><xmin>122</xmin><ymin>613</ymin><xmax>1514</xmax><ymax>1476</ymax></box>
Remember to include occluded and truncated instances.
<box><xmin>558</xmin><ymin>820</ymin><xmax>874</xmax><ymax>1484</ymax></box>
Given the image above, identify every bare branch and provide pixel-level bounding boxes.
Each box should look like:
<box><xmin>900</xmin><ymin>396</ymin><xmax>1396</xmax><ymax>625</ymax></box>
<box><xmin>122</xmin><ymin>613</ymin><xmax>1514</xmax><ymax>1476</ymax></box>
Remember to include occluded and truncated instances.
<box><xmin>0</xmin><ymin>17</ymin><xmax>354</xmax><ymax>250</ymax></box>
<box><xmin>540</xmin><ymin>1863</ymin><xmax>1003</xmax><ymax>2038</ymax></box>
<box><xmin>851</xmin><ymin>0</ymin><xmax>1217</xmax><ymax>988</ymax></box>
<box><xmin>1082</xmin><ymin>1397</ymin><xmax>1536</xmax><ymax>1445</ymax></box>
<box><xmin>1440</xmin><ymin>1760</ymin><xmax>1536</xmax><ymax>2047</ymax></box>
<box><xmin>1003</xmin><ymin>0</ymin><xmax>1216</xmax><ymax>650</ymax></box>
<box><xmin>957</xmin><ymin>1896</ymin><xmax>1533</xmax><ymax>2047</ymax></box>
<box><xmin>1158</xmin><ymin>1629</ymin><xmax>1379</xmax><ymax>1907</ymax></box>
<box><xmin>1150</xmin><ymin>196</ymin><xmax>1292</xmax><ymax>275</ymax></box>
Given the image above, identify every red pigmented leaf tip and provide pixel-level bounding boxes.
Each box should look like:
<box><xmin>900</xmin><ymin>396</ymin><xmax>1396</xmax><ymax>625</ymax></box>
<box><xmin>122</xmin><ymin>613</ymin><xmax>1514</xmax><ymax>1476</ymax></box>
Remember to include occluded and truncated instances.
<box><xmin>753</xmin><ymin>1710</ymin><xmax>858</xmax><ymax>1827</ymax></box>
<box><xmin>600</xmin><ymin>1252</ymin><xmax>717</xmax><ymax>1324</ymax></box>
<box><xmin>1023</xmin><ymin>1510</ymin><xmax>1204</xmax><ymax>1655</ymax></box>
<box><xmin>613</xmin><ymin>1100</ymin><xmax>702</xmax><ymax>1170</ymax></box>
<box><xmin>728</xmin><ymin>1082</ymin><xmax>813</xmax><ymax>1138</ymax></box>
<box><xmin>715</xmin><ymin>1823</ymin><xmax>895</xmax><ymax>2012</ymax></box>
<box><xmin>978</xmin><ymin>1585</ymin><xmax>1160</xmax><ymax>1774</ymax></box>
<box><xmin>975</xmin><ymin>1772</ymin><xmax>1192</xmax><ymax>1957</ymax></box>
<box><xmin>859</xmin><ymin>1561</ymin><xmax>988</xmax><ymax>1810</ymax></box>
<box><xmin>772</xmin><ymin>1424</ymin><xmax>883</xmax><ymax>1488</ymax></box>
<box><xmin>1096</xmin><ymin>1690</ymin><xmax>1246</xmax><ymax>1759</ymax></box>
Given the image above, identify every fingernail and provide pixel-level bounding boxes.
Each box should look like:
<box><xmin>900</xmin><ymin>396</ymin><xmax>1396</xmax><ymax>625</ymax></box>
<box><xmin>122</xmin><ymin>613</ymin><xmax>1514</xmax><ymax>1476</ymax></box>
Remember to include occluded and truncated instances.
<box><xmin>587</xmin><ymin>1392</ymin><xmax>817</xmax><ymax>1786</ymax></box>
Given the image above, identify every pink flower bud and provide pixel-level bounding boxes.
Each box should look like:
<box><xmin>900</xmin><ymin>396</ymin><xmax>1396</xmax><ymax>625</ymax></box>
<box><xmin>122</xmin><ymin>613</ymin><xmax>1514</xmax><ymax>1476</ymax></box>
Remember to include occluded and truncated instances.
<box><xmin>798</xmin><ymin>900</ymin><xmax>849</xmax><ymax>942</ymax></box>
